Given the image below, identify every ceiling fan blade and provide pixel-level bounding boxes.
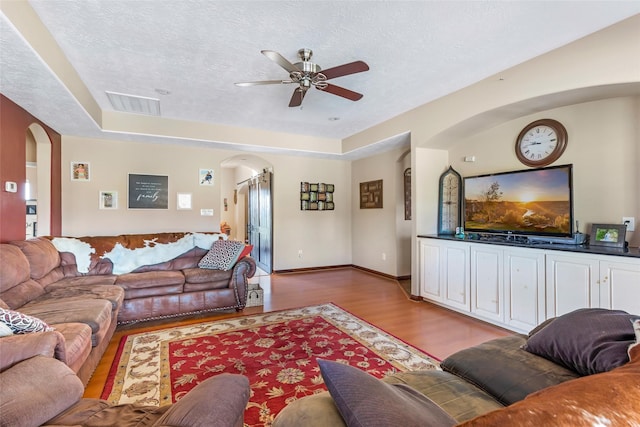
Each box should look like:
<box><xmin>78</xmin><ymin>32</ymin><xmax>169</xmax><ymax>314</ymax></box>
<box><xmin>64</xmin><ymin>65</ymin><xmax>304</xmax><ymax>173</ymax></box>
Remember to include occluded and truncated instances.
<box><xmin>235</xmin><ymin>80</ymin><xmax>292</xmax><ymax>87</ymax></box>
<box><xmin>320</xmin><ymin>61</ymin><xmax>369</xmax><ymax>80</ymax></box>
<box><xmin>288</xmin><ymin>88</ymin><xmax>306</xmax><ymax>107</ymax></box>
<box><xmin>262</xmin><ymin>50</ymin><xmax>301</xmax><ymax>74</ymax></box>
<box><xmin>318</xmin><ymin>83</ymin><xmax>363</xmax><ymax>101</ymax></box>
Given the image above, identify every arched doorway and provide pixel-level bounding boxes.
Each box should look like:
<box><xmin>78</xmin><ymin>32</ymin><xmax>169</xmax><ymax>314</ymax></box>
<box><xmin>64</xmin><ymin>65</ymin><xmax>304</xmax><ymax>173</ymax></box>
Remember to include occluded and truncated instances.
<box><xmin>26</xmin><ymin>123</ymin><xmax>52</xmax><ymax>237</ymax></box>
<box><xmin>220</xmin><ymin>155</ymin><xmax>274</xmax><ymax>273</ymax></box>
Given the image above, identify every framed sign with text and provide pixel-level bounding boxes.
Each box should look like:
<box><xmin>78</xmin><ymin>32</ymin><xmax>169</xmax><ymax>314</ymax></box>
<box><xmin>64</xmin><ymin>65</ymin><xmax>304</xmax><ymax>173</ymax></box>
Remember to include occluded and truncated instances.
<box><xmin>128</xmin><ymin>174</ymin><xmax>168</xmax><ymax>209</ymax></box>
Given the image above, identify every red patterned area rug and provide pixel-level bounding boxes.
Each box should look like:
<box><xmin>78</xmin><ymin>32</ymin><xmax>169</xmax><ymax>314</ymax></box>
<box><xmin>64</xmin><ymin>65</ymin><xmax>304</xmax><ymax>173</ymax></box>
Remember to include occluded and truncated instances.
<box><xmin>102</xmin><ymin>303</ymin><xmax>440</xmax><ymax>426</ymax></box>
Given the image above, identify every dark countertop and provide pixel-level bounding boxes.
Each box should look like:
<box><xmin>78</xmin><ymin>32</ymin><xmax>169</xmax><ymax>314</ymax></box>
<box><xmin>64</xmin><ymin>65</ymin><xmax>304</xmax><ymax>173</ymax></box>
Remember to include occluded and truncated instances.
<box><xmin>418</xmin><ymin>234</ymin><xmax>640</xmax><ymax>259</ymax></box>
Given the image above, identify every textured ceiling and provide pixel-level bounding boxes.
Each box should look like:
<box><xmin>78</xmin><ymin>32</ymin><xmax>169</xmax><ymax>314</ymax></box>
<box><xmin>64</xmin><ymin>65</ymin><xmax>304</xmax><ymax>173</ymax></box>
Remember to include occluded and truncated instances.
<box><xmin>1</xmin><ymin>1</ymin><xmax>639</xmax><ymax>159</ymax></box>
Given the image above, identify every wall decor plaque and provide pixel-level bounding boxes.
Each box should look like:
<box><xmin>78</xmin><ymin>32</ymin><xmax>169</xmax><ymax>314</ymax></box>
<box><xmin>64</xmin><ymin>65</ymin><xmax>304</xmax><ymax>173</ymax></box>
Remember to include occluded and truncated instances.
<box><xmin>128</xmin><ymin>174</ymin><xmax>168</xmax><ymax>209</ymax></box>
<box><xmin>360</xmin><ymin>179</ymin><xmax>383</xmax><ymax>209</ymax></box>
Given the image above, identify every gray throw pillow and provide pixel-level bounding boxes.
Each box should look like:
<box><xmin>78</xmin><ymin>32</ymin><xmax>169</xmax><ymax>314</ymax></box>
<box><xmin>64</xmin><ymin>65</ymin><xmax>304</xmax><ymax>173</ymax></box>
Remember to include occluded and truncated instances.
<box><xmin>523</xmin><ymin>308</ymin><xmax>638</xmax><ymax>376</ymax></box>
<box><xmin>317</xmin><ymin>359</ymin><xmax>456</xmax><ymax>427</ymax></box>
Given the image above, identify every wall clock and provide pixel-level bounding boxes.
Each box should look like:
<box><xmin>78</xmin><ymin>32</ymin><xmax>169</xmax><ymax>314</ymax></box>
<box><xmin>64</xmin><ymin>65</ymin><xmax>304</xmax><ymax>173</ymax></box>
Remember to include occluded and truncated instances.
<box><xmin>438</xmin><ymin>166</ymin><xmax>462</xmax><ymax>235</ymax></box>
<box><xmin>515</xmin><ymin>119</ymin><xmax>568</xmax><ymax>167</ymax></box>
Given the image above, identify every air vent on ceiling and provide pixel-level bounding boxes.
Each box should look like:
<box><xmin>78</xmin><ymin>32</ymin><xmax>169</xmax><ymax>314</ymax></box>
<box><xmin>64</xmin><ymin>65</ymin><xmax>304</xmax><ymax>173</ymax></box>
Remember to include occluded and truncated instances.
<box><xmin>106</xmin><ymin>91</ymin><xmax>161</xmax><ymax>116</ymax></box>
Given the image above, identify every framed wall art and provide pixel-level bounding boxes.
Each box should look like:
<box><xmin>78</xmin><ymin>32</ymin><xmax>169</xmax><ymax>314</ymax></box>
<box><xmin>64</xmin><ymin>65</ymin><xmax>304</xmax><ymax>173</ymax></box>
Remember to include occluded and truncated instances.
<box><xmin>128</xmin><ymin>174</ymin><xmax>168</xmax><ymax>209</ymax></box>
<box><xmin>360</xmin><ymin>179</ymin><xmax>383</xmax><ymax>209</ymax></box>
<box><xmin>589</xmin><ymin>223</ymin><xmax>627</xmax><ymax>248</ymax></box>
<box><xmin>71</xmin><ymin>162</ymin><xmax>90</xmax><ymax>181</ymax></box>
<box><xmin>300</xmin><ymin>182</ymin><xmax>334</xmax><ymax>211</ymax></box>
<box><xmin>99</xmin><ymin>191</ymin><xmax>118</xmax><ymax>210</ymax></box>
<box><xmin>199</xmin><ymin>169</ymin><xmax>214</xmax><ymax>185</ymax></box>
<box><xmin>177</xmin><ymin>192</ymin><xmax>192</xmax><ymax>210</ymax></box>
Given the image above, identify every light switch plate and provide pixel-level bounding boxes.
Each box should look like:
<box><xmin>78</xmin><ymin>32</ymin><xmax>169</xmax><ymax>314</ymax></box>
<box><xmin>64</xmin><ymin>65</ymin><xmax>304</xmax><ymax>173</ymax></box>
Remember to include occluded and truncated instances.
<box><xmin>4</xmin><ymin>181</ymin><xmax>17</xmax><ymax>192</ymax></box>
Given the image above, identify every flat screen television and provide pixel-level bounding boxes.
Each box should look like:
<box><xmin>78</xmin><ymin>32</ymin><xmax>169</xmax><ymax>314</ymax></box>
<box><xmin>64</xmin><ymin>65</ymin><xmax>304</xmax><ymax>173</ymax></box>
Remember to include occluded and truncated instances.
<box><xmin>463</xmin><ymin>164</ymin><xmax>573</xmax><ymax>238</ymax></box>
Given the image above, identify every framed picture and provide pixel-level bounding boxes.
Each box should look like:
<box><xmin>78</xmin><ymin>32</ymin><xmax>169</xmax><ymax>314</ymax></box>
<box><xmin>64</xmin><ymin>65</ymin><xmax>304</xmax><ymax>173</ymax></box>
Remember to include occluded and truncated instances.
<box><xmin>177</xmin><ymin>192</ymin><xmax>192</xmax><ymax>210</ymax></box>
<box><xmin>360</xmin><ymin>179</ymin><xmax>383</xmax><ymax>209</ymax></box>
<box><xmin>300</xmin><ymin>182</ymin><xmax>335</xmax><ymax>211</ymax></box>
<box><xmin>589</xmin><ymin>223</ymin><xmax>627</xmax><ymax>248</ymax></box>
<box><xmin>26</xmin><ymin>204</ymin><xmax>37</xmax><ymax>215</ymax></box>
<box><xmin>128</xmin><ymin>174</ymin><xmax>169</xmax><ymax>209</ymax></box>
<box><xmin>99</xmin><ymin>191</ymin><xmax>118</xmax><ymax>209</ymax></box>
<box><xmin>199</xmin><ymin>169</ymin><xmax>214</xmax><ymax>185</ymax></box>
<box><xmin>71</xmin><ymin>162</ymin><xmax>90</xmax><ymax>181</ymax></box>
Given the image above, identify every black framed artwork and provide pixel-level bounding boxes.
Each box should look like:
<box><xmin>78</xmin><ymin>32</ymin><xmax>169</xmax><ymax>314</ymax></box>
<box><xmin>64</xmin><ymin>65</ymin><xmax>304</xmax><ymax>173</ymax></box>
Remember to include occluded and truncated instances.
<box><xmin>128</xmin><ymin>174</ymin><xmax>169</xmax><ymax>209</ymax></box>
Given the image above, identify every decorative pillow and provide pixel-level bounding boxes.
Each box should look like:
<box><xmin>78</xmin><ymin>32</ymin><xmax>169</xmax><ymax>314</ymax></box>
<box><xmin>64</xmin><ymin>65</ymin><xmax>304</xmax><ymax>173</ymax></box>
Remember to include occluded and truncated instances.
<box><xmin>523</xmin><ymin>308</ymin><xmax>638</xmax><ymax>376</ymax></box>
<box><xmin>0</xmin><ymin>308</ymin><xmax>54</xmax><ymax>334</ymax></box>
<box><xmin>198</xmin><ymin>240</ymin><xmax>248</xmax><ymax>271</ymax></box>
<box><xmin>0</xmin><ymin>322</ymin><xmax>13</xmax><ymax>337</ymax></box>
<box><xmin>317</xmin><ymin>359</ymin><xmax>457</xmax><ymax>427</ymax></box>
<box><xmin>460</xmin><ymin>319</ymin><xmax>640</xmax><ymax>427</ymax></box>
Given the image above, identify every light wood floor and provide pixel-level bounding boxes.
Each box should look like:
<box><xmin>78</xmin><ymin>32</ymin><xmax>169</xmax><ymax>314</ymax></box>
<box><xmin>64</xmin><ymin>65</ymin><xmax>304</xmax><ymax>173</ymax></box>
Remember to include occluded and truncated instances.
<box><xmin>84</xmin><ymin>267</ymin><xmax>513</xmax><ymax>398</ymax></box>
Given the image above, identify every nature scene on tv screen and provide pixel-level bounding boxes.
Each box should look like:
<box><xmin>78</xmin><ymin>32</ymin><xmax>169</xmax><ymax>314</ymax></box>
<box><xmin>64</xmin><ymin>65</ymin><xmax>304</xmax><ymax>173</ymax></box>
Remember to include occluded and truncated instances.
<box><xmin>464</xmin><ymin>167</ymin><xmax>571</xmax><ymax>236</ymax></box>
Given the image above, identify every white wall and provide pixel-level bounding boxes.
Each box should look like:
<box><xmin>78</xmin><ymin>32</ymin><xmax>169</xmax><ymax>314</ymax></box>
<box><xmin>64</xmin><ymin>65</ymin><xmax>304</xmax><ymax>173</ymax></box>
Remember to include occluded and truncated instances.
<box><xmin>352</xmin><ymin>145</ymin><xmax>411</xmax><ymax>277</ymax></box>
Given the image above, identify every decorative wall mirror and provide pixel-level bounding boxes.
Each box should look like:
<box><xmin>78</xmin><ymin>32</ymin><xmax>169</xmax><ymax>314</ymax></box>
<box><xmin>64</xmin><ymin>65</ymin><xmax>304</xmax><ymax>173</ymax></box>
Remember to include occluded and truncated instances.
<box><xmin>437</xmin><ymin>166</ymin><xmax>462</xmax><ymax>235</ymax></box>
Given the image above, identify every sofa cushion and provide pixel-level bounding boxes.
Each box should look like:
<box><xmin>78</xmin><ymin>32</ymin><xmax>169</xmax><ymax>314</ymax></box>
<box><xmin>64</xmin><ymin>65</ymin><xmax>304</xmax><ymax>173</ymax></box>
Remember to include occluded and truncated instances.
<box><xmin>53</xmin><ymin>322</ymin><xmax>93</xmax><ymax>373</ymax></box>
<box><xmin>20</xmin><ymin>298</ymin><xmax>112</xmax><ymax>343</ymax></box>
<box><xmin>441</xmin><ymin>335</ymin><xmax>579</xmax><ymax>406</ymax></box>
<box><xmin>182</xmin><ymin>267</ymin><xmax>233</xmax><ymax>288</ymax></box>
<box><xmin>0</xmin><ymin>244</ymin><xmax>46</xmax><ymax>308</ymax></box>
<box><xmin>38</xmin><ymin>283</ymin><xmax>124</xmax><ymax>310</ymax></box>
<box><xmin>523</xmin><ymin>308</ymin><xmax>638</xmax><ymax>376</ymax></box>
<box><xmin>460</xmin><ymin>319</ymin><xmax>640</xmax><ymax>427</ymax></box>
<box><xmin>0</xmin><ymin>307</ymin><xmax>54</xmax><ymax>334</ymax></box>
<box><xmin>198</xmin><ymin>240</ymin><xmax>247</xmax><ymax>271</ymax></box>
<box><xmin>383</xmin><ymin>370</ymin><xmax>503</xmax><ymax>422</ymax></box>
<box><xmin>0</xmin><ymin>355</ymin><xmax>84</xmax><ymax>427</ymax></box>
<box><xmin>317</xmin><ymin>359</ymin><xmax>457</xmax><ymax>427</ymax></box>
<box><xmin>115</xmin><ymin>271</ymin><xmax>185</xmax><ymax>299</ymax></box>
<box><xmin>11</xmin><ymin>237</ymin><xmax>61</xmax><ymax>280</ymax></box>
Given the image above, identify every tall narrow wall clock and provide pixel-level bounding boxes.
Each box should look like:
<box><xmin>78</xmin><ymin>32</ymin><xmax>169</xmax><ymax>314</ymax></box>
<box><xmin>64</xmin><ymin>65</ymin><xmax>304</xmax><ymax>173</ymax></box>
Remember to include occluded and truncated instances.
<box><xmin>438</xmin><ymin>166</ymin><xmax>462</xmax><ymax>235</ymax></box>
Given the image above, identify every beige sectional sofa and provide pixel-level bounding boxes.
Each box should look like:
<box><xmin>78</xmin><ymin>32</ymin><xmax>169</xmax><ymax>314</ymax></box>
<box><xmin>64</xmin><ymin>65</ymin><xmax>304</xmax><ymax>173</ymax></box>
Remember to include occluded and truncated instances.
<box><xmin>0</xmin><ymin>232</ymin><xmax>256</xmax><ymax>385</ymax></box>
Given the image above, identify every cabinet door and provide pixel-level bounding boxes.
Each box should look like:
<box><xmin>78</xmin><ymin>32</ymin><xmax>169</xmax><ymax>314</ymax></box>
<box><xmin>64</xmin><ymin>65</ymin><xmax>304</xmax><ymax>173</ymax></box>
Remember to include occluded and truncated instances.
<box><xmin>599</xmin><ymin>258</ymin><xmax>640</xmax><ymax>314</ymax></box>
<box><xmin>545</xmin><ymin>253</ymin><xmax>598</xmax><ymax>318</ymax></box>
<box><xmin>470</xmin><ymin>245</ymin><xmax>503</xmax><ymax>322</ymax></box>
<box><xmin>441</xmin><ymin>242</ymin><xmax>470</xmax><ymax>311</ymax></box>
<box><xmin>504</xmin><ymin>248</ymin><xmax>545</xmax><ymax>333</ymax></box>
<box><xmin>418</xmin><ymin>239</ymin><xmax>442</xmax><ymax>302</ymax></box>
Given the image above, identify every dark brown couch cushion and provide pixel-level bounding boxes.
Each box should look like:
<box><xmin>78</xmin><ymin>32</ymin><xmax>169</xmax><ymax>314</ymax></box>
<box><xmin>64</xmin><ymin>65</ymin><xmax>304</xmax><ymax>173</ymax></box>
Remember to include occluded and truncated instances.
<box><xmin>460</xmin><ymin>321</ymin><xmax>640</xmax><ymax>427</ymax></box>
<box><xmin>441</xmin><ymin>335</ymin><xmax>579</xmax><ymax>406</ymax></box>
<box><xmin>523</xmin><ymin>308</ymin><xmax>638</xmax><ymax>376</ymax></box>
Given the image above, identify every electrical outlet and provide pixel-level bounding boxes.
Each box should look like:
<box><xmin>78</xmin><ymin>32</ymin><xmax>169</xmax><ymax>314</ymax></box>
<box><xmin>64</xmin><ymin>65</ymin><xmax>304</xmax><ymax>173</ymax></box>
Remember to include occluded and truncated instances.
<box><xmin>622</xmin><ymin>217</ymin><xmax>635</xmax><ymax>232</ymax></box>
<box><xmin>382</xmin><ymin>252</ymin><xmax>386</xmax><ymax>261</ymax></box>
<box><xmin>298</xmin><ymin>250</ymin><xmax>303</xmax><ymax>259</ymax></box>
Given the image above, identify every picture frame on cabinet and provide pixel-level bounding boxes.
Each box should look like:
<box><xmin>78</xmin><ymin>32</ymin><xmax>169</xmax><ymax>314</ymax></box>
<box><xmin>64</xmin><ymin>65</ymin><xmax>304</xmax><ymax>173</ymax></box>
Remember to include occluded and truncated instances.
<box><xmin>589</xmin><ymin>223</ymin><xmax>626</xmax><ymax>248</ymax></box>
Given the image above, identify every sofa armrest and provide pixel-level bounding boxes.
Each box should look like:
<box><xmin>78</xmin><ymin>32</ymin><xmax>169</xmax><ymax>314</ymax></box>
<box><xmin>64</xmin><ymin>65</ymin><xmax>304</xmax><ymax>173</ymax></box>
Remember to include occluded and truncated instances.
<box><xmin>1</xmin><ymin>355</ymin><xmax>83</xmax><ymax>427</ymax></box>
<box><xmin>153</xmin><ymin>373</ymin><xmax>250</xmax><ymax>427</ymax></box>
<box><xmin>0</xmin><ymin>330</ymin><xmax>66</xmax><ymax>371</ymax></box>
<box><xmin>230</xmin><ymin>256</ymin><xmax>256</xmax><ymax>308</ymax></box>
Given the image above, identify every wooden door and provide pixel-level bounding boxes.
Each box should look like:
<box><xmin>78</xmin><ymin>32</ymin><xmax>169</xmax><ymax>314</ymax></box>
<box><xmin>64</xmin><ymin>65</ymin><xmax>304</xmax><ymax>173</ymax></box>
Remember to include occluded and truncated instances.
<box><xmin>248</xmin><ymin>171</ymin><xmax>272</xmax><ymax>273</ymax></box>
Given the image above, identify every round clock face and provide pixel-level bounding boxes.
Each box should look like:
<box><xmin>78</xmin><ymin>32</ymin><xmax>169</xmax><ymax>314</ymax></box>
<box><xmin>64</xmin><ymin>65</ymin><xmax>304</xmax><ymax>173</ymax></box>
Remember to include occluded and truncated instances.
<box><xmin>515</xmin><ymin>119</ymin><xmax>567</xmax><ymax>167</ymax></box>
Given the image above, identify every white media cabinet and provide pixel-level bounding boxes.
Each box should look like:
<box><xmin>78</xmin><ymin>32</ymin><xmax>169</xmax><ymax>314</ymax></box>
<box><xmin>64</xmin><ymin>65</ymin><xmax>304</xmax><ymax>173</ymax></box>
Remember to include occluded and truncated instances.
<box><xmin>417</xmin><ymin>235</ymin><xmax>640</xmax><ymax>334</ymax></box>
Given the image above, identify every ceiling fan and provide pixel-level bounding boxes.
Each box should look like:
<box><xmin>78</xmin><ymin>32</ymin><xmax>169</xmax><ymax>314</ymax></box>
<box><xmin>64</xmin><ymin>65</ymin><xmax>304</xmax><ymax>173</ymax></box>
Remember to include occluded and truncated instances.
<box><xmin>235</xmin><ymin>48</ymin><xmax>369</xmax><ymax>107</ymax></box>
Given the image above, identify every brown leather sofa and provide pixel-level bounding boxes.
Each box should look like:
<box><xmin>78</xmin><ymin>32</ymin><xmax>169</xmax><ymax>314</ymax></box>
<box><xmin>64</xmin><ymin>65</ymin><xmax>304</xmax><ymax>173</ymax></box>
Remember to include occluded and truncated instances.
<box><xmin>1</xmin><ymin>351</ymin><xmax>250</xmax><ymax>427</ymax></box>
<box><xmin>0</xmin><ymin>232</ymin><xmax>256</xmax><ymax>385</ymax></box>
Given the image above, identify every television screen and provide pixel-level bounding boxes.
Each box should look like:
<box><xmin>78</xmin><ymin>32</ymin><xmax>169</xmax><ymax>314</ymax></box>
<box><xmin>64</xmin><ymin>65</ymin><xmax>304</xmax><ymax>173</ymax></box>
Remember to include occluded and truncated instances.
<box><xmin>463</xmin><ymin>164</ymin><xmax>573</xmax><ymax>237</ymax></box>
